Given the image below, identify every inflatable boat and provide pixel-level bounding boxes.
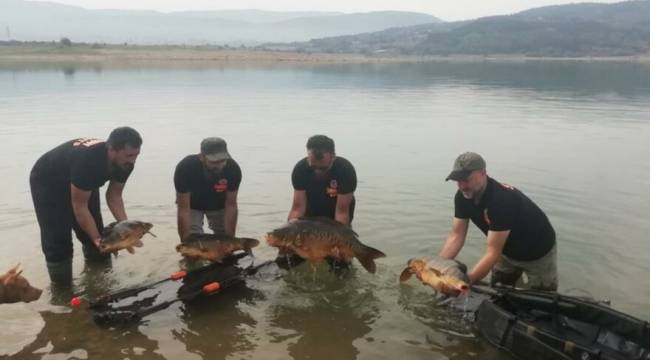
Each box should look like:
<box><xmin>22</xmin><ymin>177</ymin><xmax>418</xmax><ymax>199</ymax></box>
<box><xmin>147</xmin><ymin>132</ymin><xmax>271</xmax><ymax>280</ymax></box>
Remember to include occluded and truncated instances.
<box><xmin>471</xmin><ymin>286</ymin><xmax>650</xmax><ymax>360</ymax></box>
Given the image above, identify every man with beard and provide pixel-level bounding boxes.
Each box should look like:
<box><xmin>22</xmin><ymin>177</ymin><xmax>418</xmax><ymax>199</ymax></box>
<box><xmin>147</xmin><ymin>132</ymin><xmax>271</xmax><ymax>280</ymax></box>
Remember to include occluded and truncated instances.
<box><xmin>174</xmin><ymin>137</ymin><xmax>241</xmax><ymax>241</ymax></box>
<box><xmin>438</xmin><ymin>152</ymin><xmax>558</xmax><ymax>291</ymax></box>
<box><xmin>30</xmin><ymin>127</ymin><xmax>142</xmax><ymax>285</ymax></box>
<box><xmin>288</xmin><ymin>135</ymin><xmax>357</xmax><ymax>224</ymax></box>
<box><xmin>279</xmin><ymin>135</ymin><xmax>357</xmax><ymax>269</ymax></box>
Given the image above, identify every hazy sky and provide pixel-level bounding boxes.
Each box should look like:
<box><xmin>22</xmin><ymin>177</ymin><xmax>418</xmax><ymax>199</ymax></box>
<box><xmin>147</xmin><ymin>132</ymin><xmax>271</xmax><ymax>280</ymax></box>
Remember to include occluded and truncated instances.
<box><xmin>28</xmin><ymin>0</ymin><xmax>622</xmax><ymax>21</ymax></box>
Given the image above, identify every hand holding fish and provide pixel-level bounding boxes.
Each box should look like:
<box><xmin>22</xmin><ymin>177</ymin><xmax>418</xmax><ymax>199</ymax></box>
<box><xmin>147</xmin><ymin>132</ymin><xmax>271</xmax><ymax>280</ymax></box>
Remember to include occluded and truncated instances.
<box><xmin>98</xmin><ymin>220</ymin><xmax>155</xmax><ymax>254</ymax></box>
<box><xmin>400</xmin><ymin>257</ymin><xmax>470</xmax><ymax>297</ymax></box>
<box><xmin>266</xmin><ymin>217</ymin><xmax>386</xmax><ymax>273</ymax></box>
<box><xmin>176</xmin><ymin>233</ymin><xmax>259</xmax><ymax>262</ymax></box>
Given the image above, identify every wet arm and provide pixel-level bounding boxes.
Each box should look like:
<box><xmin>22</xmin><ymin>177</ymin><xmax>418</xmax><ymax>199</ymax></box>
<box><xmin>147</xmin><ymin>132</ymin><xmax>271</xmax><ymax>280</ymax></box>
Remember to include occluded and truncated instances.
<box><xmin>334</xmin><ymin>193</ymin><xmax>353</xmax><ymax>225</ymax></box>
<box><xmin>468</xmin><ymin>230</ymin><xmax>509</xmax><ymax>284</ymax></box>
<box><xmin>288</xmin><ymin>190</ymin><xmax>307</xmax><ymax>220</ymax></box>
<box><xmin>71</xmin><ymin>184</ymin><xmax>103</xmax><ymax>248</ymax></box>
<box><xmin>106</xmin><ymin>180</ymin><xmax>127</xmax><ymax>221</ymax></box>
<box><xmin>176</xmin><ymin>192</ymin><xmax>191</xmax><ymax>241</ymax></box>
<box><xmin>224</xmin><ymin>190</ymin><xmax>238</xmax><ymax>236</ymax></box>
<box><xmin>438</xmin><ymin>217</ymin><xmax>469</xmax><ymax>259</ymax></box>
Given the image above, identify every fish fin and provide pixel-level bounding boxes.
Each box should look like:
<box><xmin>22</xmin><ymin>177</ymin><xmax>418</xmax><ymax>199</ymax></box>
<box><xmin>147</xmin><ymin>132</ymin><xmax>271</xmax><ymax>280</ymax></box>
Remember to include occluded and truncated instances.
<box><xmin>7</xmin><ymin>263</ymin><xmax>20</xmax><ymax>274</ymax></box>
<box><xmin>134</xmin><ymin>239</ymin><xmax>144</xmax><ymax>247</ymax></box>
<box><xmin>102</xmin><ymin>222</ymin><xmax>118</xmax><ymax>237</ymax></box>
<box><xmin>241</xmin><ymin>238</ymin><xmax>260</xmax><ymax>249</ymax></box>
<box><xmin>126</xmin><ymin>247</ymin><xmax>135</xmax><ymax>254</ymax></box>
<box><xmin>399</xmin><ymin>268</ymin><xmax>414</xmax><ymax>282</ymax></box>
<box><xmin>147</xmin><ymin>231</ymin><xmax>157</xmax><ymax>238</ymax></box>
<box><xmin>353</xmin><ymin>244</ymin><xmax>386</xmax><ymax>274</ymax></box>
<box><xmin>429</xmin><ymin>268</ymin><xmax>443</xmax><ymax>277</ymax></box>
<box><xmin>112</xmin><ymin>251</ymin><xmax>119</xmax><ymax>259</ymax></box>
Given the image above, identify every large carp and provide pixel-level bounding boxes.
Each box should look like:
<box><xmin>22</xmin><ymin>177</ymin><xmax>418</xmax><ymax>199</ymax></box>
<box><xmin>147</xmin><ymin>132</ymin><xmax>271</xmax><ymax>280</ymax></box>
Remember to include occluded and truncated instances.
<box><xmin>265</xmin><ymin>217</ymin><xmax>386</xmax><ymax>274</ymax></box>
<box><xmin>176</xmin><ymin>233</ymin><xmax>260</xmax><ymax>262</ymax></box>
<box><xmin>99</xmin><ymin>220</ymin><xmax>155</xmax><ymax>254</ymax></box>
<box><xmin>400</xmin><ymin>257</ymin><xmax>470</xmax><ymax>296</ymax></box>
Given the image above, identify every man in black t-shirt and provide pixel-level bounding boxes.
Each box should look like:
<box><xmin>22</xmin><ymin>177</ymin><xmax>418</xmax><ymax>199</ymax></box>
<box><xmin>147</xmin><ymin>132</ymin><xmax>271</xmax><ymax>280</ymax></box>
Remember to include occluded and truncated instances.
<box><xmin>30</xmin><ymin>127</ymin><xmax>142</xmax><ymax>286</ymax></box>
<box><xmin>288</xmin><ymin>135</ymin><xmax>357</xmax><ymax>224</ymax></box>
<box><xmin>438</xmin><ymin>152</ymin><xmax>558</xmax><ymax>291</ymax></box>
<box><xmin>174</xmin><ymin>137</ymin><xmax>241</xmax><ymax>241</ymax></box>
<box><xmin>279</xmin><ymin>135</ymin><xmax>357</xmax><ymax>269</ymax></box>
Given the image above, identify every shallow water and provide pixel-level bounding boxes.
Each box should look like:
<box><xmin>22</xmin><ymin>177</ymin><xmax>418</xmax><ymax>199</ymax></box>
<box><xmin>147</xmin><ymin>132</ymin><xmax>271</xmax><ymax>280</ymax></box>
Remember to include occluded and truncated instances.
<box><xmin>1</xmin><ymin>61</ymin><xmax>649</xmax><ymax>359</ymax></box>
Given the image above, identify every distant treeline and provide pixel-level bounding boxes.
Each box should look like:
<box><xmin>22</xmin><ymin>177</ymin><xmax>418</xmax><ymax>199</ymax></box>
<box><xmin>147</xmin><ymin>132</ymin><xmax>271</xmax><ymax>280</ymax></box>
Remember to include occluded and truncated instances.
<box><xmin>262</xmin><ymin>0</ymin><xmax>650</xmax><ymax>57</ymax></box>
<box><xmin>0</xmin><ymin>39</ymin><xmax>251</xmax><ymax>50</ymax></box>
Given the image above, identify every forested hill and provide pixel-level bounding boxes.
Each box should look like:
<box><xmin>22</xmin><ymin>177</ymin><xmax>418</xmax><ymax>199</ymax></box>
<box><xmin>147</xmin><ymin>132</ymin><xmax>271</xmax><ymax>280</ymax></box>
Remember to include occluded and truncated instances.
<box><xmin>266</xmin><ymin>1</ymin><xmax>650</xmax><ymax>57</ymax></box>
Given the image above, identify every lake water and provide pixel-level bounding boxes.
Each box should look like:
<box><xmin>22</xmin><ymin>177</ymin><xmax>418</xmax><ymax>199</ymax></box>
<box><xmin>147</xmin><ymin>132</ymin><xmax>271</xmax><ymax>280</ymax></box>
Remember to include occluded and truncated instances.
<box><xmin>1</xmin><ymin>60</ymin><xmax>649</xmax><ymax>359</ymax></box>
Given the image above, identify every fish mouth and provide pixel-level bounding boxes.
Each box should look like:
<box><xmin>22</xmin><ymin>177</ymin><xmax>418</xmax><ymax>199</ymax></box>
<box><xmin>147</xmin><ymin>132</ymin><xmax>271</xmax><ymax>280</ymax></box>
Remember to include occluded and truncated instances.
<box><xmin>144</xmin><ymin>223</ymin><xmax>156</xmax><ymax>236</ymax></box>
<box><xmin>399</xmin><ymin>267</ymin><xmax>414</xmax><ymax>282</ymax></box>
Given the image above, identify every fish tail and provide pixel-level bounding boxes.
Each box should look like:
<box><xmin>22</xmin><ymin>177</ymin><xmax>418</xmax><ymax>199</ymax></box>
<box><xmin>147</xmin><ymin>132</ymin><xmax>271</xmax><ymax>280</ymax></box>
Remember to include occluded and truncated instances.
<box><xmin>353</xmin><ymin>244</ymin><xmax>386</xmax><ymax>274</ymax></box>
<box><xmin>241</xmin><ymin>238</ymin><xmax>260</xmax><ymax>254</ymax></box>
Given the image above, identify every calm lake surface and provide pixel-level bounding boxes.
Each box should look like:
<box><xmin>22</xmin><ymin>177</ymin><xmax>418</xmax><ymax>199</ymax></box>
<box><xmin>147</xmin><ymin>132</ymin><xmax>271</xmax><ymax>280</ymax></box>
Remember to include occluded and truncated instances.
<box><xmin>1</xmin><ymin>61</ymin><xmax>649</xmax><ymax>359</ymax></box>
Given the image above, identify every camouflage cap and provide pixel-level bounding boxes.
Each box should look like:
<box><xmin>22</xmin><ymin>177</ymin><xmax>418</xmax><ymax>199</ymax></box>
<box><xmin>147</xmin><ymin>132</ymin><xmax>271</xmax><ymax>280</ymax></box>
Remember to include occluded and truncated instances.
<box><xmin>445</xmin><ymin>152</ymin><xmax>486</xmax><ymax>181</ymax></box>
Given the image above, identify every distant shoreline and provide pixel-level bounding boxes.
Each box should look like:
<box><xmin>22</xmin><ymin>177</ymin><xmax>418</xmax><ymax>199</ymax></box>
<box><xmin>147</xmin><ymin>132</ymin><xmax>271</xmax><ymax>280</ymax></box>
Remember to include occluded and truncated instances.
<box><xmin>1</xmin><ymin>44</ymin><xmax>650</xmax><ymax>65</ymax></box>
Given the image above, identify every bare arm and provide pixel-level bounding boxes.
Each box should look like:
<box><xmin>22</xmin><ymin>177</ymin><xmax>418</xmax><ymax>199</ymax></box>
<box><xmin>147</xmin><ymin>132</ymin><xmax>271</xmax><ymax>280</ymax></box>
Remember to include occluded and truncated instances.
<box><xmin>176</xmin><ymin>192</ymin><xmax>191</xmax><ymax>241</ymax></box>
<box><xmin>288</xmin><ymin>190</ymin><xmax>307</xmax><ymax>221</ymax></box>
<box><xmin>223</xmin><ymin>190</ymin><xmax>239</xmax><ymax>236</ymax></box>
<box><xmin>106</xmin><ymin>180</ymin><xmax>127</xmax><ymax>221</ymax></box>
<box><xmin>467</xmin><ymin>230</ymin><xmax>509</xmax><ymax>284</ymax></box>
<box><xmin>438</xmin><ymin>217</ymin><xmax>470</xmax><ymax>259</ymax></box>
<box><xmin>334</xmin><ymin>193</ymin><xmax>354</xmax><ymax>226</ymax></box>
<box><xmin>71</xmin><ymin>184</ymin><xmax>103</xmax><ymax>248</ymax></box>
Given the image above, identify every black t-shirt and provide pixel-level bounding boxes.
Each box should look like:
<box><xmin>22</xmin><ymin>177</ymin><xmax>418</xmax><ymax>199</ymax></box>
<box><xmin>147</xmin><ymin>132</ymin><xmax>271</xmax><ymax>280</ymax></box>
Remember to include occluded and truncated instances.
<box><xmin>454</xmin><ymin>177</ymin><xmax>555</xmax><ymax>261</ymax></box>
<box><xmin>174</xmin><ymin>155</ymin><xmax>242</xmax><ymax>211</ymax></box>
<box><xmin>291</xmin><ymin>156</ymin><xmax>357</xmax><ymax>220</ymax></box>
<box><xmin>31</xmin><ymin>138</ymin><xmax>132</xmax><ymax>191</ymax></box>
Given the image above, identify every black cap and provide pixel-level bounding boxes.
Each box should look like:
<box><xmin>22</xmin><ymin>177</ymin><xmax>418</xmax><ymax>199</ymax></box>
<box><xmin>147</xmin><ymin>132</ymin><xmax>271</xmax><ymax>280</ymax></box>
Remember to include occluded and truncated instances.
<box><xmin>200</xmin><ymin>137</ymin><xmax>230</xmax><ymax>161</ymax></box>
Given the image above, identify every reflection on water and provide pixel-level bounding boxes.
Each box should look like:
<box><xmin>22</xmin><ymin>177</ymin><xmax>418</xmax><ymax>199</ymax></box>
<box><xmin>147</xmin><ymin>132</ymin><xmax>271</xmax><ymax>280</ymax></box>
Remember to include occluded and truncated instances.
<box><xmin>4</xmin><ymin>60</ymin><xmax>650</xmax><ymax>95</ymax></box>
<box><xmin>174</xmin><ymin>284</ymin><xmax>260</xmax><ymax>359</ymax></box>
<box><xmin>1</xmin><ymin>60</ymin><xmax>649</xmax><ymax>359</ymax></box>
<box><xmin>6</xmin><ymin>308</ymin><xmax>164</xmax><ymax>360</ymax></box>
<box><xmin>268</xmin><ymin>265</ymin><xmax>379</xmax><ymax>360</ymax></box>
<box><xmin>398</xmin><ymin>284</ymin><xmax>474</xmax><ymax>337</ymax></box>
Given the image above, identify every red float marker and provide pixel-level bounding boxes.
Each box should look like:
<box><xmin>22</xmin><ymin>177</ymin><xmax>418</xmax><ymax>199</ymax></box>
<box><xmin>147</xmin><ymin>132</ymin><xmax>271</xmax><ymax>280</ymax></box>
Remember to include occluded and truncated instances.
<box><xmin>70</xmin><ymin>297</ymin><xmax>82</xmax><ymax>307</ymax></box>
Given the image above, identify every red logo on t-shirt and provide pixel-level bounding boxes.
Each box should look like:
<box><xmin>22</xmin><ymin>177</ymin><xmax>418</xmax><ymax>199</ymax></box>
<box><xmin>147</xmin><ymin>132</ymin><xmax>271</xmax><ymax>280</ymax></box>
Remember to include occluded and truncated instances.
<box><xmin>483</xmin><ymin>209</ymin><xmax>492</xmax><ymax>225</ymax></box>
<box><xmin>214</xmin><ymin>179</ymin><xmax>228</xmax><ymax>193</ymax></box>
<box><xmin>326</xmin><ymin>180</ymin><xmax>338</xmax><ymax>197</ymax></box>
